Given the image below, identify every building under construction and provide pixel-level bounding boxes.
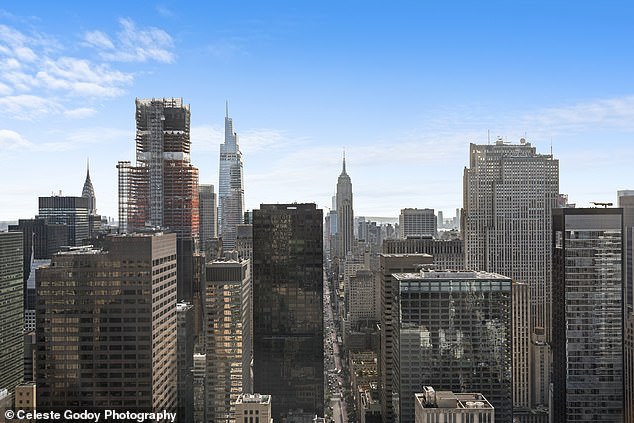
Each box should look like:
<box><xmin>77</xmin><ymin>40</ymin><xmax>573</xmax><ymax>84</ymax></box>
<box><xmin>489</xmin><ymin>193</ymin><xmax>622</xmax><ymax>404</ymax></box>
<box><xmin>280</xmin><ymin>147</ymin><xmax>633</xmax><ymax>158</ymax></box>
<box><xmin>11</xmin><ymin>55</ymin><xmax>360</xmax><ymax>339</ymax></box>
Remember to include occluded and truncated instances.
<box><xmin>118</xmin><ymin>98</ymin><xmax>200</xmax><ymax>239</ymax></box>
<box><xmin>118</xmin><ymin>98</ymin><xmax>201</xmax><ymax>305</ymax></box>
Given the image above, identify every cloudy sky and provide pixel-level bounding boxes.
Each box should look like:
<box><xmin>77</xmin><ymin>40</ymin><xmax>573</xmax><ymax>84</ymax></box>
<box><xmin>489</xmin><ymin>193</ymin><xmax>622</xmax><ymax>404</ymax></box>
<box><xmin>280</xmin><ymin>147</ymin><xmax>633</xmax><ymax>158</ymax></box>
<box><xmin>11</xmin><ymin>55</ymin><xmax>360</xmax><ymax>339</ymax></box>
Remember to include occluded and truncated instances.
<box><xmin>1</xmin><ymin>1</ymin><xmax>634</xmax><ymax>222</ymax></box>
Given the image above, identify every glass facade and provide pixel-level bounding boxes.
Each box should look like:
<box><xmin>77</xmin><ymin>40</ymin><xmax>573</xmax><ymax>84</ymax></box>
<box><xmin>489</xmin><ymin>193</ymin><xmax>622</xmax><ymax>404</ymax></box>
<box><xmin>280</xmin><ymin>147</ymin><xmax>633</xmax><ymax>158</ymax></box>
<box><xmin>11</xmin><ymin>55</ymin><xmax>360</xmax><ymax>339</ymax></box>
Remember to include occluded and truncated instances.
<box><xmin>252</xmin><ymin>204</ymin><xmax>324</xmax><ymax>421</ymax></box>
<box><xmin>552</xmin><ymin>208</ymin><xmax>624</xmax><ymax>422</ymax></box>
<box><xmin>393</xmin><ymin>271</ymin><xmax>512</xmax><ymax>423</ymax></box>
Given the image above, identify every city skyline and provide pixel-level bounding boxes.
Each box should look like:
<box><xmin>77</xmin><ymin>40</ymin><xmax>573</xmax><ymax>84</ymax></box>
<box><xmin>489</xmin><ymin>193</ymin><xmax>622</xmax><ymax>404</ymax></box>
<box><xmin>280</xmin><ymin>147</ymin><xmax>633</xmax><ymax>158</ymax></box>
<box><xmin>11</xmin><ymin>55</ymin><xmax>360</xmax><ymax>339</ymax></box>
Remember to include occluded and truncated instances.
<box><xmin>2</xmin><ymin>2</ymin><xmax>634</xmax><ymax>222</ymax></box>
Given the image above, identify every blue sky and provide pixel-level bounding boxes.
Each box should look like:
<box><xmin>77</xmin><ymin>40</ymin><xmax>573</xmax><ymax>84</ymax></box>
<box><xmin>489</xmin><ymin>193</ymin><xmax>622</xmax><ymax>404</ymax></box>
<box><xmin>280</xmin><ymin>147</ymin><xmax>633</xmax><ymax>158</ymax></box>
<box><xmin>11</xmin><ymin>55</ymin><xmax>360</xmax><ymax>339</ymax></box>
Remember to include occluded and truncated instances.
<box><xmin>1</xmin><ymin>1</ymin><xmax>634</xmax><ymax>221</ymax></box>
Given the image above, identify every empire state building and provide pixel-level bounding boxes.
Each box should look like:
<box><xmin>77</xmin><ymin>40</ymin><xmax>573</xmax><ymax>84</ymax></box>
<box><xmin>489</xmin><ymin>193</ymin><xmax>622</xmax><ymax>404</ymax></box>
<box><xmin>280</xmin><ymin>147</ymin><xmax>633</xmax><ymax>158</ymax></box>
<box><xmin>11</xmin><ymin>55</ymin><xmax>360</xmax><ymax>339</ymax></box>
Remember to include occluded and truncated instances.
<box><xmin>336</xmin><ymin>153</ymin><xmax>354</xmax><ymax>257</ymax></box>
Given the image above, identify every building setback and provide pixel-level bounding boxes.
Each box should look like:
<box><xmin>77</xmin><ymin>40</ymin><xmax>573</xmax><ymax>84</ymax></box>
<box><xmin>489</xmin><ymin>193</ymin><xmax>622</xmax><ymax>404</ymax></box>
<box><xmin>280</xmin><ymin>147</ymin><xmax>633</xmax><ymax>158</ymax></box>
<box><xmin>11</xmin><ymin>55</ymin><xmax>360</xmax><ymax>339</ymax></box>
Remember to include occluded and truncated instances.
<box><xmin>252</xmin><ymin>203</ymin><xmax>324</xmax><ymax>421</ymax></box>
<box><xmin>35</xmin><ymin>232</ymin><xmax>177</xmax><ymax>412</ymax></box>
<box><xmin>552</xmin><ymin>207</ymin><xmax>624</xmax><ymax>422</ymax></box>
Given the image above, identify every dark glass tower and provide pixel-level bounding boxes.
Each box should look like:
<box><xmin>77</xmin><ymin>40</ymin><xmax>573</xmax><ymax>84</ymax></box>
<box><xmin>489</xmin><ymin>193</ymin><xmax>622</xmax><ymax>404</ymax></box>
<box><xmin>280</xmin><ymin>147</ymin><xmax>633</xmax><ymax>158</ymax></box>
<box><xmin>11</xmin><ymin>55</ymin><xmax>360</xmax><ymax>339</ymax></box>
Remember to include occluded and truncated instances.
<box><xmin>392</xmin><ymin>270</ymin><xmax>513</xmax><ymax>423</ymax></box>
<box><xmin>252</xmin><ymin>203</ymin><xmax>323</xmax><ymax>421</ymax></box>
<box><xmin>552</xmin><ymin>208</ymin><xmax>624</xmax><ymax>422</ymax></box>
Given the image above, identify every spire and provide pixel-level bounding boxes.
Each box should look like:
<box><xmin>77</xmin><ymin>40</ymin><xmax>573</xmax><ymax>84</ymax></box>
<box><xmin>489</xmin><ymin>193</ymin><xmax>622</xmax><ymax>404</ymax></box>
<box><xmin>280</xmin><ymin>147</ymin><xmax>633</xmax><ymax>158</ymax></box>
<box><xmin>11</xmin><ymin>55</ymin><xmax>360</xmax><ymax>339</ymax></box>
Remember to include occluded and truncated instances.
<box><xmin>82</xmin><ymin>158</ymin><xmax>96</xmax><ymax>214</ymax></box>
<box><xmin>341</xmin><ymin>149</ymin><xmax>347</xmax><ymax>175</ymax></box>
<box><xmin>225</xmin><ymin>100</ymin><xmax>229</xmax><ymax>118</ymax></box>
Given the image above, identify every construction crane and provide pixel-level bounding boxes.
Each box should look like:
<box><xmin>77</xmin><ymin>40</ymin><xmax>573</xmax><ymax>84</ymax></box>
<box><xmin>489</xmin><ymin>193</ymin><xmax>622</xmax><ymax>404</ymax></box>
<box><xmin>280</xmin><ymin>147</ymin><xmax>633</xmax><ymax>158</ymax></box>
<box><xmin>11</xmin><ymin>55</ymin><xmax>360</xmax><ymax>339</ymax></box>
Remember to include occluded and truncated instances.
<box><xmin>591</xmin><ymin>202</ymin><xmax>613</xmax><ymax>208</ymax></box>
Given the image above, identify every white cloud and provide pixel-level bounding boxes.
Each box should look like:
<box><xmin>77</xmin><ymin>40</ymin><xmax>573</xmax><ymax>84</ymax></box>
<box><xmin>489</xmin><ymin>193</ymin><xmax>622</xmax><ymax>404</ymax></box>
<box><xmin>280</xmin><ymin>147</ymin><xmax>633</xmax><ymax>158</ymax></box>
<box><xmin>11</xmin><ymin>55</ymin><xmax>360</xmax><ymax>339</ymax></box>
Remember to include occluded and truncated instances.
<box><xmin>84</xmin><ymin>30</ymin><xmax>114</xmax><ymax>50</ymax></box>
<box><xmin>0</xmin><ymin>81</ymin><xmax>12</xmax><ymax>95</ymax></box>
<box><xmin>0</xmin><ymin>95</ymin><xmax>62</xmax><ymax>120</ymax></box>
<box><xmin>241</xmin><ymin>128</ymin><xmax>291</xmax><ymax>153</ymax></box>
<box><xmin>522</xmin><ymin>95</ymin><xmax>634</xmax><ymax>132</ymax></box>
<box><xmin>36</xmin><ymin>56</ymin><xmax>131</xmax><ymax>97</ymax></box>
<box><xmin>191</xmin><ymin>124</ymin><xmax>223</xmax><ymax>152</ymax></box>
<box><xmin>86</xmin><ymin>18</ymin><xmax>175</xmax><ymax>63</ymax></box>
<box><xmin>64</xmin><ymin>107</ymin><xmax>97</xmax><ymax>119</ymax></box>
<box><xmin>0</xmin><ymin>129</ymin><xmax>32</xmax><ymax>150</ymax></box>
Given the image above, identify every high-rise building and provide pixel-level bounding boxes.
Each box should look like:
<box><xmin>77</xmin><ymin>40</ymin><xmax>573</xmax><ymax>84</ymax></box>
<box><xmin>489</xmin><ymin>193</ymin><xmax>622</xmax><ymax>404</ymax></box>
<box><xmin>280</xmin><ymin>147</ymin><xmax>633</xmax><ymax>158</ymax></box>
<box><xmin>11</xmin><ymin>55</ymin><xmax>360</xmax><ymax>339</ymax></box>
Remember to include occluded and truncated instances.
<box><xmin>512</xmin><ymin>281</ymin><xmax>531</xmax><ymax>411</ymax></box>
<box><xmin>199</xmin><ymin>184</ymin><xmax>218</xmax><ymax>245</ymax></box>
<box><xmin>252</xmin><ymin>203</ymin><xmax>323</xmax><ymax>421</ymax></box>
<box><xmin>35</xmin><ymin>232</ymin><xmax>177</xmax><ymax>412</ymax></box>
<box><xmin>552</xmin><ymin>207</ymin><xmax>624</xmax><ymax>422</ymax></box>
<box><xmin>82</xmin><ymin>160</ymin><xmax>96</xmax><ymax>216</ymax></box>
<box><xmin>463</xmin><ymin>139</ymin><xmax>559</xmax><ymax>336</ymax></box>
<box><xmin>218</xmin><ymin>104</ymin><xmax>244</xmax><ymax>251</ymax></box>
<box><xmin>336</xmin><ymin>154</ymin><xmax>354</xmax><ymax>258</ymax></box>
<box><xmin>620</xmin><ymin>191</ymin><xmax>634</xmax><ymax>423</ymax></box>
<box><xmin>392</xmin><ymin>270</ymin><xmax>512</xmax><ymax>423</ymax></box>
<box><xmin>8</xmin><ymin>218</ymin><xmax>66</xmax><ymax>309</ymax></box>
<box><xmin>38</xmin><ymin>195</ymin><xmax>90</xmax><ymax>247</ymax></box>
<box><xmin>118</xmin><ymin>98</ymin><xmax>201</xmax><ymax>303</ymax></box>
<box><xmin>378</xmin><ymin>253</ymin><xmax>434</xmax><ymax>423</ymax></box>
<box><xmin>0</xmin><ymin>232</ymin><xmax>24</xmax><ymax>397</ymax></box>
<box><xmin>399</xmin><ymin>208</ymin><xmax>437</xmax><ymax>239</ymax></box>
<box><xmin>117</xmin><ymin>97</ymin><xmax>199</xmax><ymax>238</ymax></box>
<box><xmin>414</xmin><ymin>387</ymin><xmax>494</xmax><ymax>423</ymax></box>
<box><xmin>177</xmin><ymin>302</ymin><xmax>194</xmax><ymax>423</ymax></box>
<box><xmin>204</xmin><ymin>257</ymin><xmax>252</xmax><ymax>422</ymax></box>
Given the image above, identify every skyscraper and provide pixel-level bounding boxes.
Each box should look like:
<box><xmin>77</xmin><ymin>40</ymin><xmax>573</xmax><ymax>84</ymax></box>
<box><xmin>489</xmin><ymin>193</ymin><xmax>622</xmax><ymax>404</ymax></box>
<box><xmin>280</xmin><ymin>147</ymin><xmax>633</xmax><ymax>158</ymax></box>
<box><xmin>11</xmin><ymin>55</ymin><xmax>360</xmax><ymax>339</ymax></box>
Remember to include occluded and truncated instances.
<box><xmin>117</xmin><ymin>97</ymin><xmax>199</xmax><ymax>238</ymax></box>
<box><xmin>336</xmin><ymin>154</ymin><xmax>354</xmax><ymax>257</ymax></box>
<box><xmin>552</xmin><ymin>207</ymin><xmax>624</xmax><ymax>422</ymax></box>
<box><xmin>82</xmin><ymin>160</ymin><xmax>96</xmax><ymax>216</ymax></box>
<box><xmin>463</xmin><ymin>139</ymin><xmax>559</xmax><ymax>336</ymax></box>
<box><xmin>379</xmin><ymin>253</ymin><xmax>434</xmax><ymax>423</ymax></box>
<box><xmin>199</xmin><ymin>184</ymin><xmax>218</xmax><ymax>245</ymax></box>
<box><xmin>118</xmin><ymin>97</ymin><xmax>201</xmax><ymax>303</ymax></box>
<box><xmin>252</xmin><ymin>203</ymin><xmax>323</xmax><ymax>421</ymax></box>
<box><xmin>218</xmin><ymin>104</ymin><xmax>244</xmax><ymax>251</ymax></box>
<box><xmin>205</xmin><ymin>257</ymin><xmax>252</xmax><ymax>422</ymax></box>
<box><xmin>392</xmin><ymin>270</ymin><xmax>512</xmax><ymax>423</ymax></box>
<box><xmin>35</xmin><ymin>232</ymin><xmax>178</xmax><ymax>412</ymax></box>
<box><xmin>398</xmin><ymin>208</ymin><xmax>437</xmax><ymax>239</ymax></box>
<box><xmin>0</xmin><ymin>232</ymin><xmax>24</xmax><ymax>398</ymax></box>
<box><xmin>38</xmin><ymin>195</ymin><xmax>90</xmax><ymax>247</ymax></box>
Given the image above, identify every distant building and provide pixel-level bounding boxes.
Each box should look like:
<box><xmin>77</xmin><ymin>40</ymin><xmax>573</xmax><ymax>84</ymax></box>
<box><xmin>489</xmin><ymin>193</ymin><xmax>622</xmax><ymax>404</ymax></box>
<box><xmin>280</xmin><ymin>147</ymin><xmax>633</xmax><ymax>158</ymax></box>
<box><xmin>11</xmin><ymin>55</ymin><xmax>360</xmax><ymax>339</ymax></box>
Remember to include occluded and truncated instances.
<box><xmin>218</xmin><ymin>104</ymin><xmax>244</xmax><ymax>250</ymax></box>
<box><xmin>234</xmin><ymin>393</ymin><xmax>272</xmax><ymax>423</ymax></box>
<box><xmin>335</xmin><ymin>155</ymin><xmax>354</xmax><ymax>258</ymax></box>
<box><xmin>398</xmin><ymin>208</ymin><xmax>437</xmax><ymax>239</ymax></box>
<box><xmin>38</xmin><ymin>195</ymin><xmax>90</xmax><ymax>247</ymax></box>
<box><xmin>552</xmin><ymin>207</ymin><xmax>624</xmax><ymax>421</ymax></box>
<box><xmin>414</xmin><ymin>387</ymin><xmax>494</xmax><ymax>423</ymax></box>
<box><xmin>35</xmin><ymin>232</ymin><xmax>177</xmax><ymax>412</ymax></box>
<box><xmin>205</xmin><ymin>257</ymin><xmax>252</xmax><ymax>422</ymax></box>
<box><xmin>463</xmin><ymin>139</ymin><xmax>559</xmax><ymax>342</ymax></box>
<box><xmin>382</xmin><ymin>238</ymin><xmax>464</xmax><ymax>270</ymax></box>
<box><xmin>117</xmin><ymin>98</ymin><xmax>199</xmax><ymax>238</ymax></box>
<box><xmin>199</xmin><ymin>184</ymin><xmax>218</xmax><ymax>244</ymax></box>
<box><xmin>393</xmin><ymin>270</ymin><xmax>512</xmax><ymax>423</ymax></box>
<box><xmin>0</xmin><ymin>232</ymin><xmax>23</xmax><ymax>398</ymax></box>
<box><xmin>253</xmin><ymin>204</ymin><xmax>324</xmax><ymax>421</ymax></box>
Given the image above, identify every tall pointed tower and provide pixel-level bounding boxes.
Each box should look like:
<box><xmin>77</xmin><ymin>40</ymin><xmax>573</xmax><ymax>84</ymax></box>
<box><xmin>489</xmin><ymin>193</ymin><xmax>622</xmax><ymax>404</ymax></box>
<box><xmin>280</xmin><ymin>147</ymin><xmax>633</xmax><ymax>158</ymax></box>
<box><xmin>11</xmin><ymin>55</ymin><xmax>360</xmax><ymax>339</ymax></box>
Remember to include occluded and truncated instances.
<box><xmin>218</xmin><ymin>102</ymin><xmax>245</xmax><ymax>250</ymax></box>
<box><xmin>335</xmin><ymin>152</ymin><xmax>354</xmax><ymax>257</ymax></box>
<box><xmin>81</xmin><ymin>159</ymin><xmax>96</xmax><ymax>215</ymax></box>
